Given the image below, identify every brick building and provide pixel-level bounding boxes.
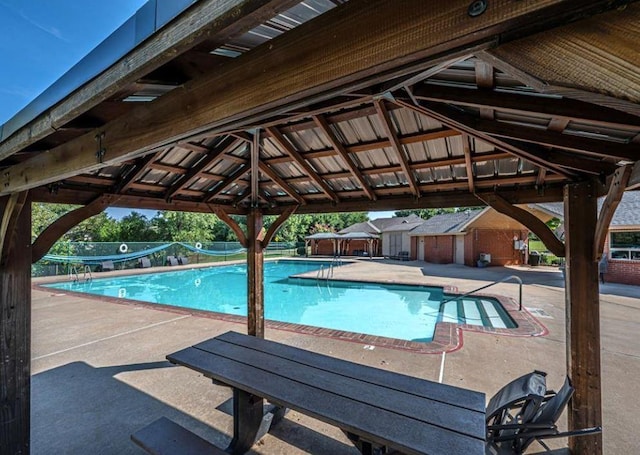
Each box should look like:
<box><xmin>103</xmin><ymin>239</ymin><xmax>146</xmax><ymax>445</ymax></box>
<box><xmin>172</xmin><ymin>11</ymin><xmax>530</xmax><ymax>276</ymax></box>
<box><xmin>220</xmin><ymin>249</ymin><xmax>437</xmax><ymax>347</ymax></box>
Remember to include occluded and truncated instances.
<box><xmin>408</xmin><ymin>208</ymin><xmax>530</xmax><ymax>266</ymax></box>
<box><xmin>535</xmin><ymin>192</ymin><xmax>640</xmax><ymax>286</ymax></box>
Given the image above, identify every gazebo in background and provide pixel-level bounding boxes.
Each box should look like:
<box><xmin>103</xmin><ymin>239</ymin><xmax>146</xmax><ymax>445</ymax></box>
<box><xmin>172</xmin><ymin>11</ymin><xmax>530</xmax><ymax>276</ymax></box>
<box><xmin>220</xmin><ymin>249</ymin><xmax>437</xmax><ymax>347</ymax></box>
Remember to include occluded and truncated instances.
<box><xmin>1</xmin><ymin>1</ymin><xmax>640</xmax><ymax>453</ymax></box>
<box><xmin>306</xmin><ymin>231</ymin><xmax>379</xmax><ymax>257</ymax></box>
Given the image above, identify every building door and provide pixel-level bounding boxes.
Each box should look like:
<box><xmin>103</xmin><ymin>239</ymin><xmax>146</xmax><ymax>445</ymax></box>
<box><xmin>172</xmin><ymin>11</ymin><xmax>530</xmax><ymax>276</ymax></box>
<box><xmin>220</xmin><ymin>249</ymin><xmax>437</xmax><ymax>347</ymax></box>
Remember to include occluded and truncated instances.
<box><xmin>418</xmin><ymin>238</ymin><xmax>425</xmax><ymax>261</ymax></box>
<box><xmin>389</xmin><ymin>233</ymin><xmax>402</xmax><ymax>256</ymax></box>
<box><xmin>455</xmin><ymin>235</ymin><xmax>465</xmax><ymax>264</ymax></box>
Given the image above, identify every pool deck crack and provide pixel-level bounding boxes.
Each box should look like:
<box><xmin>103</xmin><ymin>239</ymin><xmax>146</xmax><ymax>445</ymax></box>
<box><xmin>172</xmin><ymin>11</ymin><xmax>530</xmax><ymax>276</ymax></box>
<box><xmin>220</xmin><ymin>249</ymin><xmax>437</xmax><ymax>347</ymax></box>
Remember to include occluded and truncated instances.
<box><xmin>32</xmin><ymin>315</ymin><xmax>191</xmax><ymax>361</ymax></box>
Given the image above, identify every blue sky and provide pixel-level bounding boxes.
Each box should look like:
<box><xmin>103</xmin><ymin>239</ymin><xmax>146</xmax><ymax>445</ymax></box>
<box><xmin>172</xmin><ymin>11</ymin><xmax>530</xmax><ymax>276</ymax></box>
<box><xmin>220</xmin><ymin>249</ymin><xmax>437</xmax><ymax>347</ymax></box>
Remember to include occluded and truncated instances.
<box><xmin>0</xmin><ymin>0</ymin><xmax>395</xmax><ymax>221</ymax></box>
<box><xmin>0</xmin><ymin>0</ymin><xmax>147</xmax><ymax>125</ymax></box>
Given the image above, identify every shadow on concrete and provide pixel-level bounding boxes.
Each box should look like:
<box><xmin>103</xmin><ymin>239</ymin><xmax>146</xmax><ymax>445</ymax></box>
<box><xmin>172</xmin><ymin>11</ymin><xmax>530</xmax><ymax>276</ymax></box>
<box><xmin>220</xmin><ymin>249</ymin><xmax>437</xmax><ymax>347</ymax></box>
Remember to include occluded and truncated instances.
<box><xmin>32</xmin><ymin>361</ymin><xmax>355</xmax><ymax>454</ymax></box>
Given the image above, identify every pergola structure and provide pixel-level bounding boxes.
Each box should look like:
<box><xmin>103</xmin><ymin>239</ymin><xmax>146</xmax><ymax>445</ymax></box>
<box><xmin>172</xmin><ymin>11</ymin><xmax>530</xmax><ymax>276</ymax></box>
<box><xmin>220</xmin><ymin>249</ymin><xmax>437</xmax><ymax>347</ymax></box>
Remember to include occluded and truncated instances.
<box><xmin>1</xmin><ymin>1</ymin><xmax>639</xmax><ymax>453</ymax></box>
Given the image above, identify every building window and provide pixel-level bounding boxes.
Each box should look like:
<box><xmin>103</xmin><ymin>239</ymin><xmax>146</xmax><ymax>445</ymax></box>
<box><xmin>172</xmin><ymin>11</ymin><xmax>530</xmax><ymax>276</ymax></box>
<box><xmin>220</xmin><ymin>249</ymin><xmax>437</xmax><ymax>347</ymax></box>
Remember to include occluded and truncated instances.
<box><xmin>610</xmin><ymin>231</ymin><xmax>640</xmax><ymax>260</ymax></box>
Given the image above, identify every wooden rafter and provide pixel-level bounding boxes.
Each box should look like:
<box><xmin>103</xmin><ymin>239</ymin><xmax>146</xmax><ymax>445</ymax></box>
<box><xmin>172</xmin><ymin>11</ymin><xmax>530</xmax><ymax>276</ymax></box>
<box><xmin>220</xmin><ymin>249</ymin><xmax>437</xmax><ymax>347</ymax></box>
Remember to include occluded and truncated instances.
<box><xmin>210</xmin><ymin>206</ymin><xmax>247</xmax><ymax>247</ymax></box>
<box><xmin>264</xmin><ymin>128</ymin><xmax>461</xmax><ymax>165</ymax></box>
<box><xmin>266</xmin><ymin>127</ymin><xmax>338</xmax><ymax>202</ymax></box>
<box><xmin>462</xmin><ymin>134</ymin><xmax>474</xmax><ymax>192</ymax></box>
<box><xmin>31</xmin><ymin>195</ymin><xmax>119</xmax><ymax>263</ymax></box>
<box><xmin>476</xmin><ymin>193</ymin><xmax>565</xmax><ymax>257</ymax></box>
<box><xmin>251</xmin><ymin>131</ymin><xmax>260</xmax><ymax>207</ymax></box>
<box><xmin>474</xmin><ymin>60</ymin><xmax>495</xmax><ymax>120</ymax></box>
<box><xmin>261</xmin><ymin>205</ymin><xmax>298</xmax><ymax>247</ymax></box>
<box><xmin>114</xmin><ymin>153</ymin><xmax>158</xmax><ymax>194</ymax></box>
<box><xmin>412</xmin><ymin>83</ymin><xmax>640</xmax><ymax>131</ymax></box>
<box><xmin>500</xmin><ymin>140</ymin><xmax>618</xmax><ymax>176</ymax></box>
<box><xmin>374</xmin><ymin>99</ymin><xmax>420</xmax><ymax>196</ymax></box>
<box><xmin>258</xmin><ymin>162</ymin><xmax>306</xmax><ymax>205</ymax></box>
<box><xmin>473</xmin><ymin>116</ymin><xmax>639</xmax><ymax>161</ymax></box>
<box><xmin>398</xmin><ymin>99</ymin><xmax>576</xmax><ymax>177</ymax></box>
<box><xmin>0</xmin><ymin>192</ymin><xmax>28</xmax><ymax>266</ymax></box>
<box><xmin>3</xmin><ymin>0</ymin><xmax>616</xmax><ymax>196</ymax></box>
<box><xmin>594</xmin><ymin>165</ymin><xmax>633</xmax><ymax>260</ymax></box>
<box><xmin>206</xmin><ymin>165</ymin><xmax>250</xmax><ymax>202</ymax></box>
<box><xmin>628</xmin><ymin>161</ymin><xmax>640</xmax><ymax>190</ymax></box>
<box><xmin>165</xmin><ymin>137</ymin><xmax>242</xmax><ymax>200</ymax></box>
<box><xmin>312</xmin><ymin>115</ymin><xmax>376</xmax><ymax>200</ymax></box>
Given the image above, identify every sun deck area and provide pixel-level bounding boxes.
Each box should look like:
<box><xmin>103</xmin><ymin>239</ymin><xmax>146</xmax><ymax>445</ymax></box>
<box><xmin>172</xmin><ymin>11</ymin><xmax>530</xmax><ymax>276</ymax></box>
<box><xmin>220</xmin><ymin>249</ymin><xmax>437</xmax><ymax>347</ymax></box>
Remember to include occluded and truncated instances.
<box><xmin>32</xmin><ymin>260</ymin><xmax>640</xmax><ymax>454</ymax></box>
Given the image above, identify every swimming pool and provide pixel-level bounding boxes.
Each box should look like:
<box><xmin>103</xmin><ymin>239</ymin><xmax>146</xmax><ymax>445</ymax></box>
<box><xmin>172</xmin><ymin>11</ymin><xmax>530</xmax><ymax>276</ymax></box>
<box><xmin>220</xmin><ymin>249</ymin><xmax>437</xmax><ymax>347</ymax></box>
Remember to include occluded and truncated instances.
<box><xmin>45</xmin><ymin>260</ymin><xmax>515</xmax><ymax>342</ymax></box>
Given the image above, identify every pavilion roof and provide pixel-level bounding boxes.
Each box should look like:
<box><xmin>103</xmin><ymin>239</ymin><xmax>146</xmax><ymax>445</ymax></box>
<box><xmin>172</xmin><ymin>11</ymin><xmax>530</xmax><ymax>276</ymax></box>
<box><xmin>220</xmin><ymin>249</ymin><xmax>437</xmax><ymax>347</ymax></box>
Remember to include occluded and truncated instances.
<box><xmin>0</xmin><ymin>0</ymin><xmax>638</xmax><ymax>216</ymax></box>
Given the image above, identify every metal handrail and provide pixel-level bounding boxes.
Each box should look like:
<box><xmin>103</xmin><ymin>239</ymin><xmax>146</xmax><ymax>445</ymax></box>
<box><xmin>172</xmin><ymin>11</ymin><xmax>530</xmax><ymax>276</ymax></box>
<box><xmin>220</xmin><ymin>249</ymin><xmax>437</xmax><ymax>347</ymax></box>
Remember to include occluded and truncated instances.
<box><xmin>441</xmin><ymin>275</ymin><xmax>524</xmax><ymax>311</ymax></box>
<box><xmin>69</xmin><ymin>266</ymin><xmax>79</xmax><ymax>282</ymax></box>
<box><xmin>83</xmin><ymin>265</ymin><xmax>93</xmax><ymax>282</ymax></box>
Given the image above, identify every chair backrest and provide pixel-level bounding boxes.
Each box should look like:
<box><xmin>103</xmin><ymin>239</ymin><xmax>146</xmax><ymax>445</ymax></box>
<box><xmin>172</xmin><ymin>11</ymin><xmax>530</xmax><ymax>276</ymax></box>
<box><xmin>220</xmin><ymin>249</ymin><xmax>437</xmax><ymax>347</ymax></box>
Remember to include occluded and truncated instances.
<box><xmin>486</xmin><ymin>370</ymin><xmax>547</xmax><ymax>423</ymax></box>
<box><xmin>101</xmin><ymin>260</ymin><xmax>114</xmax><ymax>271</ymax></box>
<box><xmin>535</xmin><ymin>375</ymin><xmax>574</xmax><ymax>425</ymax></box>
<box><xmin>166</xmin><ymin>256</ymin><xmax>178</xmax><ymax>266</ymax></box>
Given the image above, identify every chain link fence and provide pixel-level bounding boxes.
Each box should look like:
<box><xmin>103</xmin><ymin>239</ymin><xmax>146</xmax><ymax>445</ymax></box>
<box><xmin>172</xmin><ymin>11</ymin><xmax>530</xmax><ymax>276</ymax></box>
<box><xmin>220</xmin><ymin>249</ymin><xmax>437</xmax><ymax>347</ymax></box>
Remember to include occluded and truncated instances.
<box><xmin>32</xmin><ymin>241</ymin><xmax>299</xmax><ymax>277</ymax></box>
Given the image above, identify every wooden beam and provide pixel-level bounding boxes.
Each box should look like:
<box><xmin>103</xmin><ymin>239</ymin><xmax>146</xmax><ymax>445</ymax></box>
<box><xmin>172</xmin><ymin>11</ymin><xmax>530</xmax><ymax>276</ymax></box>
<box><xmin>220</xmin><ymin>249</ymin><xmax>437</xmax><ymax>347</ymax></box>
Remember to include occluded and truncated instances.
<box><xmin>258</xmin><ymin>162</ymin><xmax>306</xmax><ymax>205</ymax></box>
<box><xmin>627</xmin><ymin>161</ymin><xmax>640</xmax><ymax>190</ymax></box>
<box><xmin>1</xmin><ymin>0</ymin><xmax>616</xmax><ymax>195</ymax></box>
<box><xmin>263</xmin><ymin>128</ymin><xmax>461</xmax><ymax>164</ymax></box>
<box><xmin>31</xmin><ymin>194</ymin><xmax>118</xmax><ymax>263</ymax></box>
<box><xmin>313</xmin><ymin>114</ymin><xmax>376</xmax><ymax>200</ymax></box>
<box><xmin>114</xmin><ymin>153</ymin><xmax>159</xmax><ymax>194</ymax></box>
<box><xmin>594</xmin><ymin>165</ymin><xmax>632</xmax><ymax>261</ymax></box>
<box><xmin>165</xmin><ymin>137</ymin><xmax>243</xmax><ymax>200</ymax></box>
<box><xmin>474</xmin><ymin>117</ymin><xmax>639</xmax><ymax>161</ymax></box>
<box><xmin>462</xmin><ymin>134</ymin><xmax>474</xmax><ymax>193</ymax></box>
<box><xmin>0</xmin><ymin>192</ymin><xmax>28</xmax><ymax>266</ymax></box>
<box><xmin>398</xmin><ymin>99</ymin><xmax>576</xmax><ymax>177</ymax></box>
<box><xmin>412</xmin><ymin>83</ymin><xmax>640</xmax><ymax>130</ymax></box>
<box><xmin>246</xmin><ymin>208</ymin><xmax>264</xmax><ymax>337</ymax></box>
<box><xmin>262</xmin><ymin>205</ymin><xmax>298</xmax><ymax>247</ymax></box>
<box><xmin>498</xmin><ymin>142</ymin><xmax>618</xmax><ymax>176</ymax></box>
<box><xmin>30</xmin><ymin>188</ymin><xmax>245</xmax><ymax>214</ymax></box>
<box><xmin>211</xmin><ymin>206</ymin><xmax>248</xmax><ymax>247</ymax></box>
<box><xmin>375</xmin><ymin>99</ymin><xmax>420</xmax><ymax>196</ymax></box>
<box><xmin>476</xmin><ymin>193</ymin><xmax>565</xmax><ymax>257</ymax></box>
<box><xmin>206</xmin><ymin>165</ymin><xmax>250</xmax><ymax>202</ymax></box>
<box><xmin>564</xmin><ymin>181</ymin><xmax>602</xmax><ymax>455</ymax></box>
<box><xmin>266</xmin><ymin>127</ymin><xmax>339</xmax><ymax>202</ymax></box>
<box><xmin>0</xmin><ymin>194</ymin><xmax>30</xmax><ymax>453</ymax></box>
<box><xmin>251</xmin><ymin>131</ymin><xmax>260</xmax><ymax>207</ymax></box>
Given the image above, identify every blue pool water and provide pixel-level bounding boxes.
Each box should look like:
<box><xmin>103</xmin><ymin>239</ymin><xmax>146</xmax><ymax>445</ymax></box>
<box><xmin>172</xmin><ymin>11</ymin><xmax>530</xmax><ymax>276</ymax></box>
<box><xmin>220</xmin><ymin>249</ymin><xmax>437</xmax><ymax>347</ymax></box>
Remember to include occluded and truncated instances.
<box><xmin>45</xmin><ymin>260</ymin><xmax>515</xmax><ymax>342</ymax></box>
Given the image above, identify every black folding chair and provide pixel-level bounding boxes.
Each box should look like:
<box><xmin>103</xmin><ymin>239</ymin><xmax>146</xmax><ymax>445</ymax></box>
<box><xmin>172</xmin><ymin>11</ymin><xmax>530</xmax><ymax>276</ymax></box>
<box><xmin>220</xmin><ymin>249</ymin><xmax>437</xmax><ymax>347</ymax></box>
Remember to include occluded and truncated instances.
<box><xmin>486</xmin><ymin>371</ymin><xmax>601</xmax><ymax>454</ymax></box>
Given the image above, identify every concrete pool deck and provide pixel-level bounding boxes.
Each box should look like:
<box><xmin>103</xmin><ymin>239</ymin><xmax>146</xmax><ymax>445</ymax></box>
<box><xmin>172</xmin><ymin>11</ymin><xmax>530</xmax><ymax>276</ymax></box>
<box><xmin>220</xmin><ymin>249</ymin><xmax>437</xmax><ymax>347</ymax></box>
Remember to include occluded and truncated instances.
<box><xmin>32</xmin><ymin>259</ymin><xmax>640</xmax><ymax>453</ymax></box>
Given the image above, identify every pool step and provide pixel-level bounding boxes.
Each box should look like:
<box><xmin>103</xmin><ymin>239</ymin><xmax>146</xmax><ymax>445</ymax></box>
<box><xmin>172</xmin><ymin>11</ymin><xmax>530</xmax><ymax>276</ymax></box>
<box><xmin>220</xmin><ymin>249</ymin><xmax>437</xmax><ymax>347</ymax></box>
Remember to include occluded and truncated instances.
<box><xmin>440</xmin><ymin>298</ymin><xmax>507</xmax><ymax>328</ymax></box>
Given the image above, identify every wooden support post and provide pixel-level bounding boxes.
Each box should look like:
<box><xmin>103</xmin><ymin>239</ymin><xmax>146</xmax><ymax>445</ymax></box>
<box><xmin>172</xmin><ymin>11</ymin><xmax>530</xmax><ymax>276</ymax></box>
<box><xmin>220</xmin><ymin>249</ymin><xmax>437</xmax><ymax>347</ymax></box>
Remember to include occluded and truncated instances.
<box><xmin>247</xmin><ymin>208</ymin><xmax>264</xmax><ymax>338</ymax></box>
<box><xmin>564</xmin><ymin>181</ymin><xmax>602</xmax><ymax>455</ymax></box>
<box><xmin>0</xmin><ymin>193</ymin><xmax>31</xmax><ymax>454</ymax></box>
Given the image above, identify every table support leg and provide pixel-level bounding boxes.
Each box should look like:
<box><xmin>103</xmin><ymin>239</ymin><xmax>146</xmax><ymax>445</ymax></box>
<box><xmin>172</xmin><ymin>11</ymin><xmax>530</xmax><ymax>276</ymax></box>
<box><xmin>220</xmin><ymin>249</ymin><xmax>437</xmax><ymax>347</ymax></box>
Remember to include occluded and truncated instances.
<box><xmin>343</xmin><ymin>430</ymin><xmax>391</xmax><ymax>455</ymax></box>
<box><xmin>226</xmin><ymin>389</ymin><xmax>288</xmax><ymax>454</ymax></box>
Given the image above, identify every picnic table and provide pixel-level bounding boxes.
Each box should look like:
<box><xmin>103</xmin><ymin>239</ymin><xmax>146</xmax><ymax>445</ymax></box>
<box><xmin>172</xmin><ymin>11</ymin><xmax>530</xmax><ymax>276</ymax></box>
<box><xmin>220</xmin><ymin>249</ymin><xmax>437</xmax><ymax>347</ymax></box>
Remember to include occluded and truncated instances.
<box><xmin>135</xmin><ymin>331</ymin><xmax>486</xmax><ymax>455</ymax></box>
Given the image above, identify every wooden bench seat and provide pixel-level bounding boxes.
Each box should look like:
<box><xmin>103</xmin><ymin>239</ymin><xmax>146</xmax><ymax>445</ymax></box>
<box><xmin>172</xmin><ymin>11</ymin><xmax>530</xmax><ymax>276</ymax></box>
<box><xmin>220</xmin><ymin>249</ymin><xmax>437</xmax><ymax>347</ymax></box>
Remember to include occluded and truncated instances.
<box><xmin>167</xmin><ymin>331</ymin><xmax>486</xmax><ymax>455</ymax></box>
<box><xmin>131</xmin><ymin>417</ymin><xmax>226</xmax><ymax>455</ymax></box>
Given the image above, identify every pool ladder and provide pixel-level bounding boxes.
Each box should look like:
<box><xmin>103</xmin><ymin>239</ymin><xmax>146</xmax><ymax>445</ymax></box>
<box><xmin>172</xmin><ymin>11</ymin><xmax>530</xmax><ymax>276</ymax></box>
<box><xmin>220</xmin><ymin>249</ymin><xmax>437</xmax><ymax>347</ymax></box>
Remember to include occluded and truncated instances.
<box><xmin>69</xmin><ymin>265</ymin><xmax>93</xmax><ymax>283</ymax></box>
<box><xmin>316</xmin><ymin>257</ymin><xmax>343</xmax><ymax>280</ymax></box>
<box><xmin>441</xmin><ymin>275</ymin><xmax>523</xmax><ymax>311</ymax></box>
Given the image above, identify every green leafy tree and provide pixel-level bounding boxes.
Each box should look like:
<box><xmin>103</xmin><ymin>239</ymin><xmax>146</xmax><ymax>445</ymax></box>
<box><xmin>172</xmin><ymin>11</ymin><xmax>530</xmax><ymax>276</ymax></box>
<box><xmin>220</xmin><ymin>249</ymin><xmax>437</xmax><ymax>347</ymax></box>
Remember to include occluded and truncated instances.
<box><xmin>151</xmin><ymin>211</ymin><xmax>220</xmax><ymax>242</ymax></box>
<box><xmin>394</xmin><ymin>207</ymin><xmax>480</xmax><ymax>219</ymax></box>
<box><xmin>117</xmin><ymin>212</ymin><xmax>156</xmax><ymax>242</ymax></box>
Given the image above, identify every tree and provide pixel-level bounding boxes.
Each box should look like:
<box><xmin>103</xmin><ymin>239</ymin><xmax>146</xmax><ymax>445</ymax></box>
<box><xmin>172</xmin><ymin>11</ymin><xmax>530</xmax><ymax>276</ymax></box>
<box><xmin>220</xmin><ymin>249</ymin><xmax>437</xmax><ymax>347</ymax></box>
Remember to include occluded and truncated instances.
<box><xmin>394</xmin><ymin>207</ymin><xmax>481</xmax><ymax>219</ymax></box>
<box><xmin>151</xmin><ymin>211</ymin><xmax>220</xmax><ymax>242</ymax></box>
<box><xmin>117</xmin><ymin>212</ymin><xmax>156</xmax><ymax>242</ymax></box>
